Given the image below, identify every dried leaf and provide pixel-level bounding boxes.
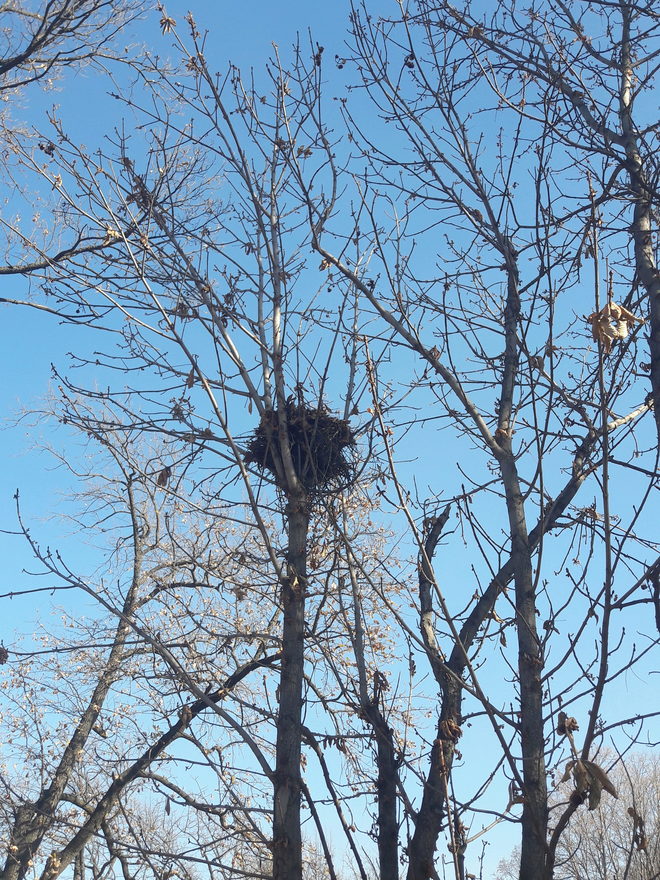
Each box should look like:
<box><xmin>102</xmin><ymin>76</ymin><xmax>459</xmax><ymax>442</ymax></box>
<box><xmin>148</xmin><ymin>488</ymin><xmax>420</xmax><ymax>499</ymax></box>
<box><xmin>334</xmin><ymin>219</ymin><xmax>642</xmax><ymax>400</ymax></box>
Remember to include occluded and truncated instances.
<box><xmin>586</xmin><ymin>301</ymin><xmax>644</xmax><ymax>354</ymax></box>
<box><xmin>582</xmin><ymin>760</ymin><xmax>618</xmax><ymax>799</ymax></box>
<box><xmin>159</xmin><ymin>11</ymin><xmax>176</xmax><ymax>33</ymax></box>
<box><xmin>507</xmin><ymin>781</ymin><xmax>525</xmax><ymax>809</ymax></box>
<box><xmin>439</xmin><ymin>718</ymin><xmax>462</xmax><ymax>742</ymax></box>
<box><xmin>560</xmin><ymin>760</ymin><xmax>575</xmax><ymax>783</ymax></box>
<box><xmin>588</xmin><ymin>777</ymin><xmax>603</xmax><ymax>810</ymax></box>
<box><xmin>562</xmin><ymin>758</ymin><xmax>618</xmax><ymax>810</ymax></box>
<box><xmin>628</xmin><ymin>804</ymin><xmax>647</xmax><ymax>849</ymax></box>
<box><xmin>574</xmin><ymin>761</ymin><xmax>590</xmax><ymax>793</ymax></box>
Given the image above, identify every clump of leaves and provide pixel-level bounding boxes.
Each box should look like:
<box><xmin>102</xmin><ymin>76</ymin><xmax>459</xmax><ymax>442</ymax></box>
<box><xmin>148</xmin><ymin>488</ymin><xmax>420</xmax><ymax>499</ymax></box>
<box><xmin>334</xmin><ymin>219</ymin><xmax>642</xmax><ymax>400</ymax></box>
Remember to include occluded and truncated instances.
<box><xmin>557</xmin><ymin>711</ymin><xmax>618</xmax><ymax>810</ymax></box>
<box><xmin>586</xmin><ymin>301</ymin><xmax>644</xmax><ymax>354</ymax></box>
<box><xmin>244</xmin><ymin>400</ymin><xmax>356</xmax><ymax>496</ymax></box>
<box><xmin>561</xmin><ymin>758</ymin><xmax>618</xmax><ymax>810</ymax></box>
<box><xmin>556</xmin><ymin>711</ymin><xmax>579</xmax><ymax>736</ymax></box>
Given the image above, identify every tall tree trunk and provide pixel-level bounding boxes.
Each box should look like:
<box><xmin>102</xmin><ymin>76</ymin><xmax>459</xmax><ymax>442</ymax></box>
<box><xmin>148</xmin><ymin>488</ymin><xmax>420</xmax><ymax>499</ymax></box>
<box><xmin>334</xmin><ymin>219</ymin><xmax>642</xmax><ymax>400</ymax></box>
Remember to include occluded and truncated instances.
<box><xmin>363</xmin><ymin>703</ymin><xmax>399</xmax><ymax>880</ymax></box>
<box><xmin>272</xmin><ymin>495</ymin><xmax>309</xmax><ymax>880</ymax></box>
<box><xmin>407</xmin><ymin>510</ymin><xmax>457</xmax><ymax>880</ymax></box>
<box><xmin>618</xmin><ymin>0</ymin><xmax>660</xmax><ymax>449</ymax></box>
<box><xmin>498</xmin><ymin>245</ymin><xmax>548</xmax><ymax>878</ymax></box>
<box><xmin>406</xmin><ymin>682</ymin><xmax>461</xmax><ymax>880</ymax></box>
<box><xmin>501</xmin><ymin>457</ymin><xmax>548</xmax><ymax>879</ymax></box>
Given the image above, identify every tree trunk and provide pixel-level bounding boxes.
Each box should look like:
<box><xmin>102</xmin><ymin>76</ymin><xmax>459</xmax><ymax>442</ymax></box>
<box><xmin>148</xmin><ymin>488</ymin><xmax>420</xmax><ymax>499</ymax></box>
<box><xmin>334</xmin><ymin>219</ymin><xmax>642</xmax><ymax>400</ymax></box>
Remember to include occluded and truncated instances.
<box><xmin>618</xmin><ymin>0</ymin><xmax>660</xmax><ymax>449</ymax></box>
<box><xmin>406</xmin><ymin>683</ymin><xmax>460</xmax><ymax>880</ymax></box>
<box><xmin>500</xmin><ymin>455</ymin><xmax>548</xmax><ymax>879</ymax></box>
<box><xmin>272</xmin><ymin>495</ymin><xmax>309</xmax><ymax>880</ymax></box>
<box><xmin>363</xmin><ymin>703</ymin><xmax>400</xmax><ymax>880</ymax></box>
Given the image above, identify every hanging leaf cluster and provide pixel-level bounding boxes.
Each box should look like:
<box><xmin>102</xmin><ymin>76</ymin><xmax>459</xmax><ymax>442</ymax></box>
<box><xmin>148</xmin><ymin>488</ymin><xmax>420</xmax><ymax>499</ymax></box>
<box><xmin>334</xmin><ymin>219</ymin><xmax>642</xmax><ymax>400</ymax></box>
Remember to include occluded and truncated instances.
<box><xmin>561</xmin><ymin>758</ymin><xmax>618</xmax><ymax>810</ymax></box>
<box><xmin>586</xmin><ymin>301</ymin><xmax>644</xmax><ymax>354</ymax></box>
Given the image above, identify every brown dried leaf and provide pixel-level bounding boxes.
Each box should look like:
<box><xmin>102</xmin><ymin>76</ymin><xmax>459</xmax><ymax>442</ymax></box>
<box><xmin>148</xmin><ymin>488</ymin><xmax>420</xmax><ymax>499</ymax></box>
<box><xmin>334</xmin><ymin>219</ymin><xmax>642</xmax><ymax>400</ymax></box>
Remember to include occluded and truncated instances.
<box><xmin>562</xmin><ymin>758</ymin><xmax>618</xmax><ymax>810</ymax></box>
<box><xmin>586</xmin><ymin>302</ymin><xmax>644</xmax><ymax>354</ymax></box>
<box><xmin>560</xmin><ymin>760</ymin><xmax>575</xmax><ymax>783</ymax></box>
<box><xmin>556</xmin><ymin>711</ymin><xmax>567</xmax><ymax>735</ymax></box>
<box><xmin>439</xmin><ymin>718</ymin><xmax>463</xmax><ymax>742</ymax></box>
<box><xmin>588</xmin><ymin>777</ymin><xmax>603</xmax><ymax>810</ymax></box>
<box><xmin>160</xmin><ymin>12</ymin><xmax>176</xmax><ymax>34</ymax></box>
<box><xmin>582</xmin><ymin>760</ymin><xmax>618</xmax><ymax>799</ymax></box>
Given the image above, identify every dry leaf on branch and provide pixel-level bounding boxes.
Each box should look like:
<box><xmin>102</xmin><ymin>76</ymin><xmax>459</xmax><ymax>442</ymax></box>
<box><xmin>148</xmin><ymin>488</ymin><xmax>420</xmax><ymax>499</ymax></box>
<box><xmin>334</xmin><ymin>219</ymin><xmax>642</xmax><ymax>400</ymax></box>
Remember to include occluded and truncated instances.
<box><xmin>561</xmin><ymin>758</ymin><xmax>618</xmax><ymax>809</ymax></box>
<box><xmin>628</xmin><ymin>806</ymin><xmax>647</xmax><ymax>851</ymax></box>
<box><xmin>159</xmin><ymin>6</ymin><xmax>176</xmax><ymax>34</ymax></box>
<box><xmin>439</xmin><ymin>718</ymin><xmax>463</xmax><ymax>742</ymax></box>
<box><xmin>586</xmin><ymin>301</ymin><xmax>644</xmax><ymax>354</ymax></box>
<box><xmin>556</xmin><ymin>711</ymin><xmax>579</xmax><ymax>735</ymax></box>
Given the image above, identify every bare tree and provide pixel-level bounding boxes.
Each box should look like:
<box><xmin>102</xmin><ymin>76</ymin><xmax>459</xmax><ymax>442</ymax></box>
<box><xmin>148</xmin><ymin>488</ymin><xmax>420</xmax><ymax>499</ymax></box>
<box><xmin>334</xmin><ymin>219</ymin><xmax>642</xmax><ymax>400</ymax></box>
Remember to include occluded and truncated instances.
<box><xmin>303</xmin><ymin>1</ymin><xmax>660</xmax><ymax>877</ymax></box>
<box><xmin>2</xmin><ymin>18</ymin><xmax>376</xmax><ymax>880</ymax></box>
<box><xmin>0</xmin><ymin>429</ymin><xmax>290</xmax><ymax>880</ymax></box>
<box><xmin>1</xmin><ymin>4</ymin><xmax>659</xmax><ymax>880</ymax></box>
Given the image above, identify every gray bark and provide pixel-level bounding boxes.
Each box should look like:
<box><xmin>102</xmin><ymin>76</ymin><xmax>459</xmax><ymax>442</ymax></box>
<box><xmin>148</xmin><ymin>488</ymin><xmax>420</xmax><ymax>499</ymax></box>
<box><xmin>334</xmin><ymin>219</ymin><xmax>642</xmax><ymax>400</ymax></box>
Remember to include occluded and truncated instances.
<box><xmin>272</xmin><ymin>496</ymin><xmax>309</xmax><ymax>880</ymax></box>
<box><xmin>618</xmin><ymin>0</ymin><xmax>660</xmax><ymax>448</ymax></box>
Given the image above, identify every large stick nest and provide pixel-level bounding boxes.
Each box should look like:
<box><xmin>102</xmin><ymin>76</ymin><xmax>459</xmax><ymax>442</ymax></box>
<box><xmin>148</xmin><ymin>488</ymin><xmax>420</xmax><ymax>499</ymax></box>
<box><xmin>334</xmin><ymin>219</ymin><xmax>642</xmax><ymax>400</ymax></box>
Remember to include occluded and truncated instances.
<box><xmin>244</xmin><ymin>401</ymin><xmax>357</xmax><ymax>496</ymax></box>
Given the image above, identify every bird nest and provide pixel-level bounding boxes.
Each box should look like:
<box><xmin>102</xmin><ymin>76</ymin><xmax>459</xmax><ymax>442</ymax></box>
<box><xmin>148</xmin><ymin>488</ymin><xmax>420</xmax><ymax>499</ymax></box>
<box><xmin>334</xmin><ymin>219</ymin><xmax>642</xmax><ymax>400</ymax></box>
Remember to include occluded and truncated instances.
<box><xmin>244</xmin><ymin>401</ymin><xmax>356</xmax><ymax>496</ymax></box>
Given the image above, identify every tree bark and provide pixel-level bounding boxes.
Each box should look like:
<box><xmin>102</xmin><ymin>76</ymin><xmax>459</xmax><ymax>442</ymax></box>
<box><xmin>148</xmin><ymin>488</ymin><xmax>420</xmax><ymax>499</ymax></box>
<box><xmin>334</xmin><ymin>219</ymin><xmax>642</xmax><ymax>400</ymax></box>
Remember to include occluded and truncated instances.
<box><xmin>618</xmin><ymin>0</ymin><xmax>660</xmax><ymax>448</ymax></box>
<box><xmin>498</xmin><ymin>243</ymin><xmax>548</xmax><ymax>879</ymax></box>
<box><xmin>272</xmin><ymin>496</ymin><xmax>309</xmax><ymax>880</ymax></box>
<box><xmin>407</xmin><ymin>682</ymin><xmax>461</xmax><ymax>880</ymax></box>
<box><xmin>500</xmin><ymin>455</ymin><xmax>548</xmax><ymax>879</ymax></box>
<box><xmin>362</xmin><ymin>703</ymin><xmax>400</xmax><ymax>880</ymax></box>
